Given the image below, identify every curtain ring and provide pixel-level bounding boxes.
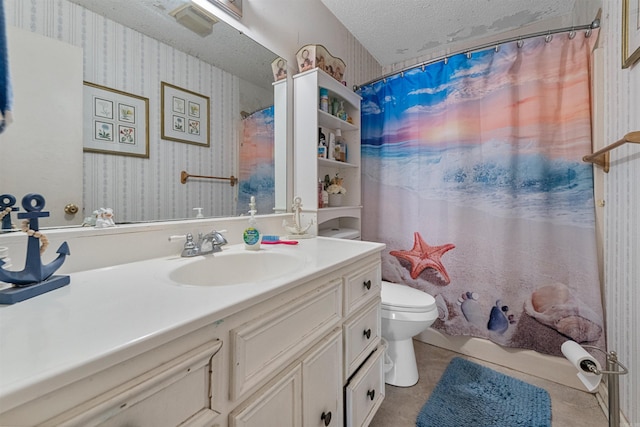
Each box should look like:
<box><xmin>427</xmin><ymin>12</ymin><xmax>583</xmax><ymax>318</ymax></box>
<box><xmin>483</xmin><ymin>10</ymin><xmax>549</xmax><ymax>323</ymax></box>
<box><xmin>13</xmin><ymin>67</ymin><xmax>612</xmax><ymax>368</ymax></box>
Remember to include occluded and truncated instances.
<box><xmin>494</xmin><ymin>45</ymin><xmax>500</xmax><ymax>52</ymax></box>
<box><xmin>444</xmin><ymin>57</ymin><xmax>448</xmax><ymax>65</ymax></box>
<box><xmin>568</xmin><ymin>29</ymin><xmax>576</xmax><ymax>39</ymax></box>
<box><xmin>421</xmin><ymin>64</ymin><xmax>425</xmax><ymax>71</ymax></box>
<box><xmin>466</xmin><ymin>51</ymin><xmax>472</xmax><ymax>59</ymax></box>
<box><xmin>585</xmin><ymin>28</ymin><xmax>592</xmax><ymax>38</ymax></box>
<box><xmin>545</xmin><ymin>33</ymin><xmax>553</xmax><ymax>43</ymax></box>
<box><xmin>400</xmin><ymin>71</ymin><xmax>404</xmax><ymax>78</ymax></box>
<box><xmin>517</xmin><ymin>39</ymin><xmax>524</xmax><ymax>48</ymax></box>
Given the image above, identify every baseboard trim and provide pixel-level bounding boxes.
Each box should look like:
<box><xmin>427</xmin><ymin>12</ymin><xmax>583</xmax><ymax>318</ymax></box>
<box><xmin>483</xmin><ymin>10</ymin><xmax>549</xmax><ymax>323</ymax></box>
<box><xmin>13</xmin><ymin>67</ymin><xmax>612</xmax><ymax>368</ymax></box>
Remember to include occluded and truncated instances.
<box><xmin>416</xmin><ymin>329</ymin><xmax>587</xmax><ymax>391</ymax></box>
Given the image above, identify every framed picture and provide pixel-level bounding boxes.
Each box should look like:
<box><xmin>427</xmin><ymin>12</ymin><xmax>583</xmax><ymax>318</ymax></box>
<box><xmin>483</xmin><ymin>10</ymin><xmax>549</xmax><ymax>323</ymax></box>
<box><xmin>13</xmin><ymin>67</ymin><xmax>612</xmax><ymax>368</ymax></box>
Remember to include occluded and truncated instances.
<box><xmin>161</xmin><ymin>82</ymin><xmax>210</xmax><ymax>147</ymax></box>
<box><xmin>83</xmin><ymin>82</ymin><xmax>149</xmax><ymax>158</ymax></box>
<box><xmin>622</xmin><ymin>0</ymin><xmax>640</xmax><ymax>68</ymax></box>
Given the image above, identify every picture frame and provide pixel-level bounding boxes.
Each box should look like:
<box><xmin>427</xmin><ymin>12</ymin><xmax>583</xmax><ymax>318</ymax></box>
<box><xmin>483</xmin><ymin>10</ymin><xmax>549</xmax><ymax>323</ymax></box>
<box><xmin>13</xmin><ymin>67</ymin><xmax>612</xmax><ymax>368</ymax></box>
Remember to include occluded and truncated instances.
<box><xmin>83</xmin><ymin>82</ymin><xmax>149</xmax><ymax>158</ymax></box>
<box><xmin>622</xmin><ymin>0</ymin><xmax>640</xmax><ymax>68</ymax></box>
<box><xmin>161</xmin><ymin>82</ymin><xmax>210</xmax><ymax>147</ymax></box>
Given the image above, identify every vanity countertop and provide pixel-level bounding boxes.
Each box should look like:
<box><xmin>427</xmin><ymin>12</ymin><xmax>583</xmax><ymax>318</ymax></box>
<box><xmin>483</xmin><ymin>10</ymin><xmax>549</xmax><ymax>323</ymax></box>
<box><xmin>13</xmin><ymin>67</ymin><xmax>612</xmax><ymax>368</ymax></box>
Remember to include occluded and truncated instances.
<box><xmin>0</xmin><ymin>237</ymin><xmax>384</xmax><ymax>413</ymax></box>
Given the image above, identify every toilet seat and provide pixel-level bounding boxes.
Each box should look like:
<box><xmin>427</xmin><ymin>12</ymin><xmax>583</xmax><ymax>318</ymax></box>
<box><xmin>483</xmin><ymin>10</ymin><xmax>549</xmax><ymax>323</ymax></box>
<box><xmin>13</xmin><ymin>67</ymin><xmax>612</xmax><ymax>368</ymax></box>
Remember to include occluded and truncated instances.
<box><xmin>381</xmin><ymin>280</ymin><xmax>436</xmax><ymax>313</ymax></box>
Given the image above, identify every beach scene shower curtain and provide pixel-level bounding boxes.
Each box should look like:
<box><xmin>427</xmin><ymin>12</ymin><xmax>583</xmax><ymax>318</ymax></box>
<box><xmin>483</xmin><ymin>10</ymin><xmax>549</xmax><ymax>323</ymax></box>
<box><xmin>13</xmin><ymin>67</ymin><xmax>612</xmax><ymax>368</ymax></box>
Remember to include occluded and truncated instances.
<box><xmin>237</xmin><ymin>106</ymin><xmax>275</xmax><ymax>215</ymax></box>
<box><xmin>359</xmin><ymin>32</ymin><xmax>604</xmax><ymax>356</ymax></box>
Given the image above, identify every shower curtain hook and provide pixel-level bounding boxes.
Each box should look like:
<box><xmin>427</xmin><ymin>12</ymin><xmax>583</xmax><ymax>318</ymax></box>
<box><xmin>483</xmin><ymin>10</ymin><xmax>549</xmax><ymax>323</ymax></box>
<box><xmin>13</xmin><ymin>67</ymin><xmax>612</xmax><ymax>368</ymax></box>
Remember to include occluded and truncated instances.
<box><xmin>585</xmin><ymin>28</ymin><xmax>592</xmax><ymax>38</ymax></box>
<box><xmin>444</xmin><ymin>57</ymin><xmax>448</xmax><ymax>65</ymax></box>
<box><xmin>568</xmin><ymin>28</ymin><xmax>576</xmax><ymax>39</ymax></box>
<box><xmin>517</xmin><ymin>39</ymin><xmax>524</xmax><ymax>49</ymax></box>
<box><xmin>466</xmin><ymin>51</ymin><xmax>472</xmax><ymax>59</ymax></box>
<box><xmin>494</xmin><ymin>45</ymin><xmax>500</xmax><ymax>53</ymax></box>
<box><xmin>545</xmin><ymin>32</ymin><xmax>553</xmax><ymax>43</ymax></box>
<box><xmin>421</xmin><ymin>64</ymin><xmax>425</xmax><ymax>72</ymax></box>
<box><xmin>401</xmin><ymin>71</ymin><xmax>404</xmax><ymax>78</ymax></box>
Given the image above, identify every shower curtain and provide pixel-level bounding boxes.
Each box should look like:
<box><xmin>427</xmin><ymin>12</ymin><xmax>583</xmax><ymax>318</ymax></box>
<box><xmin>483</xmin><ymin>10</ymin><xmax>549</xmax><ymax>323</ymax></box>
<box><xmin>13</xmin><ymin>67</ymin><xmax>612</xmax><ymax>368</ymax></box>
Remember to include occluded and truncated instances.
<box><xmin>359</xmin><ymin>31</ymin><xmax>604</xmax><ymax>356</ymax></box>
<box><xmin>237</xmin><ymin>106</ymin><xmax>275</xmax><ymax>215</ymax></box>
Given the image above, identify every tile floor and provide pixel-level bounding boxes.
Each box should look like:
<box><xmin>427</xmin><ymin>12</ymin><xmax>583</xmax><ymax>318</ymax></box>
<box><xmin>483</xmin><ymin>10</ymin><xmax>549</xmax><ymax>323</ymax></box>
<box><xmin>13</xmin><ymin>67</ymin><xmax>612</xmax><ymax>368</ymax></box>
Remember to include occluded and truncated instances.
<box><xmin>369</xmin><ymin>340</ymin><xmax>608</xmax><ymax>427</ymax></box>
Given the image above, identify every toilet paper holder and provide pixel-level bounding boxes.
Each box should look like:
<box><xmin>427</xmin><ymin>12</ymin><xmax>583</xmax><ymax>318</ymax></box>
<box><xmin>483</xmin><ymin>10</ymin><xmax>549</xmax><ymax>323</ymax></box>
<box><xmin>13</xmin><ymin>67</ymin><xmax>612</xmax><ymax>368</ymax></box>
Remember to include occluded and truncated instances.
<box><xmin>575</xmin><ymin>345</ymin><xmax>628</xmax><ymax>427</ymax></box>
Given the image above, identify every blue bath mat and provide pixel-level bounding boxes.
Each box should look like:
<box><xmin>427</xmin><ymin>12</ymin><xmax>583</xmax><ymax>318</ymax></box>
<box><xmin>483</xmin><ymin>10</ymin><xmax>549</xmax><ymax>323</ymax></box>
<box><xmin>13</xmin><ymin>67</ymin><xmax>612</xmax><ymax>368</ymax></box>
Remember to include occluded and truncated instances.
<box><xmin>416</xmin><ymin>357</ymin><xmax>551</xmax><ymax>427</ymax></box>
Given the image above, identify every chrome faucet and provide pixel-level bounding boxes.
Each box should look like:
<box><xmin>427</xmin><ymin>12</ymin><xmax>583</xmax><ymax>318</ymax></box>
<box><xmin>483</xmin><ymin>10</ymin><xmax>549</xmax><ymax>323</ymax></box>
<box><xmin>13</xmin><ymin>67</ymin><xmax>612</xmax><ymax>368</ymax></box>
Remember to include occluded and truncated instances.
<box><xmin>170</xmin><ymin>230</ymin><xmax>227</xmax><ymax>257</ymax></box>
<box><xmin>198</xmin><ymin>230</ymin><xmax>228</xmax><ymax>255</ymax></box>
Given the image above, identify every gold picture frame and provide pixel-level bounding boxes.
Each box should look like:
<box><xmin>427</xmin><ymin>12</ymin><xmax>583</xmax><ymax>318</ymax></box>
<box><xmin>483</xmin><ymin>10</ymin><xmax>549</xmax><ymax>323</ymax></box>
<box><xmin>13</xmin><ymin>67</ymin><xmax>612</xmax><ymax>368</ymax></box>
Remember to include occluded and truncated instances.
<box><xmin>83</xmin><ymin>82</ymin><xmax>150</xmax><ymax>158</ymax></box>
<box><xmin>161</xmin><ymin>82</ymin><xmax>210</xmax><ymax>147</ymax></box>
<box><xmin>622</xmin><ymin>0</ymin><xmax>640</xmax><ymax>68</ymax></box>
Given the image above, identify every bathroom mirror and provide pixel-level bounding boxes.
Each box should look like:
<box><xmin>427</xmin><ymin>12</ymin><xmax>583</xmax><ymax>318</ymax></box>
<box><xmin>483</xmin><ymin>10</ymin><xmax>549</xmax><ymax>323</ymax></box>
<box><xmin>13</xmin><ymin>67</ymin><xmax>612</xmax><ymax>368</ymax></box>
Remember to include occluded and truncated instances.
<box><xmin>2</xmin><ymin>0</ymin><xmax>286</xmax><ymax>228</ymax></box>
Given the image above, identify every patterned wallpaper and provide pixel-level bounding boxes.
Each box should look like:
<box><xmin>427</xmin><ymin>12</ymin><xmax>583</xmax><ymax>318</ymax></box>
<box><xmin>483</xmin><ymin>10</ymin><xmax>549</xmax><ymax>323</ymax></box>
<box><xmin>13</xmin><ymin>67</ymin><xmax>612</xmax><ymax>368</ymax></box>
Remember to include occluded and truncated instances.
<box><xmin>602</xmin><ymin>0</ymin><xmax>640</xmax><ymax>424</ymax></box>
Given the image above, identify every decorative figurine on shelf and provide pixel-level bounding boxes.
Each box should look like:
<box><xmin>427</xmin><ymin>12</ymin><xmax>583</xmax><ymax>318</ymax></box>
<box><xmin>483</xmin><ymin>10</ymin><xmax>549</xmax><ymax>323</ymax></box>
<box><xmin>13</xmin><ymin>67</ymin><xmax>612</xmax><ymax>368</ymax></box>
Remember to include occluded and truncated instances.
<box><xmin>283</xmin><ymin>196</ymin><xmax>314</xmax><ymax>239</ymax></box>
<box><xmin>95</xmin><ymin>207</ymin><xmax>116</xmax><ymax>228</ymax></box>
<box><xmin>0</xmin><ymin>194</ymin><xmax>19</xmax><ymax>230</ymax></box>
<box><xmin>82</xmin><ymin>207</ymin><xmax>116</xmax><ymax>228</ymax></box>
<box><xmin>0</xmin><ymin>193</ymin><xmax>70</xmax><ymax>304</ymax></box>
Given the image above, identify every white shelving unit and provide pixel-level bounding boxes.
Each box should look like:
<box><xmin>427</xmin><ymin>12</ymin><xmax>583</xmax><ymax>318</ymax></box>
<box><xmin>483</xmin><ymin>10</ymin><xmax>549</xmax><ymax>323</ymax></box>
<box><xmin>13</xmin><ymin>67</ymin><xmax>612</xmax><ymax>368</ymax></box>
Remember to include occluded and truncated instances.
<box><xmin>293</xmin><ymin>68</ymin><xmax>362</xmax><ymax>237</ymax></box>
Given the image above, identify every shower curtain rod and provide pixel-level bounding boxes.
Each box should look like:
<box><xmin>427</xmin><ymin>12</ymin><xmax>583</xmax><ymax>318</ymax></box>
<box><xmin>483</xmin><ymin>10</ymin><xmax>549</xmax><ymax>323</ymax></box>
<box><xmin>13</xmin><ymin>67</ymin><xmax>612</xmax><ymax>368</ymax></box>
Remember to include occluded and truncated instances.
<box><xmin>355</xmin><ymin>17</ymin><xmax>601</xmax><ymax>90</ymax></box>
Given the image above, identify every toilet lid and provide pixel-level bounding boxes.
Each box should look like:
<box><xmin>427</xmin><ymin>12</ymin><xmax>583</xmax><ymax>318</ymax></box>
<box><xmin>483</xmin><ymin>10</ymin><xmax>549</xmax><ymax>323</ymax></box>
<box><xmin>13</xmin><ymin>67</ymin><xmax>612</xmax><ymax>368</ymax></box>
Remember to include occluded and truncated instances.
<box><xmin>381</xmin><ymin>281</ymin><xmax>436</xmax><ymax>313</ymax></box>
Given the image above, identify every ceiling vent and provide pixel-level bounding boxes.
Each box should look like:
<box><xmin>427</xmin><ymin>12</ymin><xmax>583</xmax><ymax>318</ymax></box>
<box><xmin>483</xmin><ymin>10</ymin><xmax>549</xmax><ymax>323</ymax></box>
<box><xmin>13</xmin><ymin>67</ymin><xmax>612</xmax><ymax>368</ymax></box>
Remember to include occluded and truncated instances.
<box><xmin>170</xmin><ymin>3</ymin><xmax>219</xmax><ymax>37</ymax></box>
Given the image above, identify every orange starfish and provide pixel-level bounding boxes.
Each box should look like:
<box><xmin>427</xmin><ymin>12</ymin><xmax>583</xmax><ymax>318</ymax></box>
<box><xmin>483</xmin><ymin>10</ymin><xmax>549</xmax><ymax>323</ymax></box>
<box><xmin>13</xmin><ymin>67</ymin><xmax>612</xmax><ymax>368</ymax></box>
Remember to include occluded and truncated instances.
<box><xmin>390</xmin><ymin>232</ymin><xmax>455</xmax><ymax>284</ymax></box>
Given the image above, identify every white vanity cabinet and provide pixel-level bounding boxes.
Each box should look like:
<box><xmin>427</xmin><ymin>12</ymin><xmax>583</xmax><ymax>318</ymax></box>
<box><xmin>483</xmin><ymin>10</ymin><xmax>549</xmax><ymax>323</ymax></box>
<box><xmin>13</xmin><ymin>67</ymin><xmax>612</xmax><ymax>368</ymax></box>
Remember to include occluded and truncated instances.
<box><xmin>0</xmin><ymin>246</ymin><xmax>384</xmax><ymax>427</ymax></box>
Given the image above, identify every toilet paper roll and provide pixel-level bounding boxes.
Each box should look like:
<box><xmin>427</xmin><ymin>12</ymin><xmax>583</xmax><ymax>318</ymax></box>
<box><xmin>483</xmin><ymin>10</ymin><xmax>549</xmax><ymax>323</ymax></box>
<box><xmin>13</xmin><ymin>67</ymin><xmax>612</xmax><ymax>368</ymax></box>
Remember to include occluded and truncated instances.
<box><xmin>561</xmin><ymin>340</ymin><xmax>602</xmax><ymax>392</ymax></box>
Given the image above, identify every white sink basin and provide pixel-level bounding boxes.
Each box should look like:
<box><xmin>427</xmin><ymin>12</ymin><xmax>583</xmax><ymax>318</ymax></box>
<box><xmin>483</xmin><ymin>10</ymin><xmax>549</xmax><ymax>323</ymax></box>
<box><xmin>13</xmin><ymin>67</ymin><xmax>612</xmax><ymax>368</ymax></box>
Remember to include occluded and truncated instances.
<box><xmin>169</xmin><ymin>249</ymin><xmax>306</xmax><ymax>286</ymax></box>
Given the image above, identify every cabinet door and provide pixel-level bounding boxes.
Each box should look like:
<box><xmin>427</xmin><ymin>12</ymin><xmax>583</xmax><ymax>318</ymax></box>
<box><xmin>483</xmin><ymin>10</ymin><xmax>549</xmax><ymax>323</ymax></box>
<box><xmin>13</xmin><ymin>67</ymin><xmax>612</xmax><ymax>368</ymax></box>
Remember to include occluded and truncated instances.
<box><xmin>229</xmin><ymin>364</ymin><xmax>302</xmax><ymax>427</ymax></box>
<box><xmin>302</xmin><ymin>329</ymin><xmax>343</xmax><ymax>427</ymax></box>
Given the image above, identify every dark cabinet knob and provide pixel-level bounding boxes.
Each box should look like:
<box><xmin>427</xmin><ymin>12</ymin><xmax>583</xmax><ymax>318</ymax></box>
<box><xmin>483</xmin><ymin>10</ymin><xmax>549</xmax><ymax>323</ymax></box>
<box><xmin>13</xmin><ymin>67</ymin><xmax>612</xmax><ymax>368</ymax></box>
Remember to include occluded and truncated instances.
<box><xmin>321</xmin><ymin>411</ymin><xmax>332</xmax><ymax>426</ymax></box>
<box><xmin>367</xmin><ymin>389</ymin><xmax>375</xmax><ymax>400</ymax></box>
<box><xmin>363</xmin><ymin>280</ymin><xmax>371</xmax><ymax>290</ymax></box>
<box><xmin>363</xmin><ymin>328</ymin><xmax>371</xmax><ymax>339</ymax></box>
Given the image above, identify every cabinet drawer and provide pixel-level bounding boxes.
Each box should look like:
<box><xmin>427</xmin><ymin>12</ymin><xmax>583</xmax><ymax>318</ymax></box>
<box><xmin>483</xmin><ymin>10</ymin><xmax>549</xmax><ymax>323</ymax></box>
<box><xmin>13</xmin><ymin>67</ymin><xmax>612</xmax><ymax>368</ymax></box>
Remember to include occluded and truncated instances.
<box><xmin>229</xmin><ymin>364</ymin><xmax>302</xmax><ymax>427</ymax></box>
<box><xmin>343</xmin><ymin>262</ymin><xmax>380</xmax><ymax>316</ymax></box>
<box><xmin>343</xmin><ymin>299</ymin><xmax>381</xmax><ymax>379</ymax></box>
<box><xmin>230</xmin><ymin>279</ymin><xmax>342</xmax><ymax>400</ymax></box>
<box><xmin>344</xmin><ymin>346</ymin><xmax>385</xmax><ymax>427</ymax></box>
<box><xmin>43</xmin><ymin>340</ymin><xmax>222</xmax><ymax>427</ymax></box>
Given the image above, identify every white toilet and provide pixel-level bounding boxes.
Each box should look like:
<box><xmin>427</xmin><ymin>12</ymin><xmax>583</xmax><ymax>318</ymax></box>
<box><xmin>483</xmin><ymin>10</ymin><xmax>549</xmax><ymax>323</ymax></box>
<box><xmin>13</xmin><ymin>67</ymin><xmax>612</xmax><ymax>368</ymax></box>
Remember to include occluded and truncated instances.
<box><xmin>381</xmin><ymin>280</ymin><xmax>438</xmax><ymax>387</ymax></box>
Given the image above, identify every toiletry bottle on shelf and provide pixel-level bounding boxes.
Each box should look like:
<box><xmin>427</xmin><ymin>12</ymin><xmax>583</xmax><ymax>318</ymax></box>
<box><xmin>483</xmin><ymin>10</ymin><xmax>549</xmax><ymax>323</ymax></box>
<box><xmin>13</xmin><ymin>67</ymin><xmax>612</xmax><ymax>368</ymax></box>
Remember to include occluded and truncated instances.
<box><xmin>335</xmin><ymin>129</ymin><xmax>347</xmax><ymax>162</ymax></box>
<box><xmin>328</xmin><ymin>131</ymin><xmax>336</xmax><ymax>160</ymax></box>
<box><xmin>319</xmin><ymin>88</ymin><xmax>329</xmax><ymax>113</ymax></box>
<box><xmin>337</xmin><ymin>101</ymin><xmax>347</xmax><ymax>121</ymax></box>
<box><xmin>318</xmin><ymin>180</ymin><xmax>324</xmax><ymax>208</ymax></box>
<box><xmin>243</xmin><ymin>196</ymin><xmax>261</xmax><ymax>250</ymax></box>
<box><xmin>318</xmin><ymin>128</ymin><xmax>327</xmax><ymax>158</ymax></box>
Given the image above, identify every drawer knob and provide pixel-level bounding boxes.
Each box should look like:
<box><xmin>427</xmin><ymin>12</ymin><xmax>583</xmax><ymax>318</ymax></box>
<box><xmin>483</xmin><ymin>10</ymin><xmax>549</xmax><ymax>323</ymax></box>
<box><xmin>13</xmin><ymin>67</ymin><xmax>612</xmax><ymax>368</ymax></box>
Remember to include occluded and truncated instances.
<box><xmin>321</xmin><ymin>411</ymin><xmax>332</xmax><ymax>426</ymax></box>
<box><xmin>367</xmin><ymin>389</ymin><xmax>376</xmax><ymax>400</ymax></box>
<box><xmin>363</xmin><ymin>280</ymin><xmax>372</xmax><ymax>290</ymax></box>
<box><xmin>363</xmin><ymin>328</ymin><xmax>372</xmax><ymax>339</ymax></box>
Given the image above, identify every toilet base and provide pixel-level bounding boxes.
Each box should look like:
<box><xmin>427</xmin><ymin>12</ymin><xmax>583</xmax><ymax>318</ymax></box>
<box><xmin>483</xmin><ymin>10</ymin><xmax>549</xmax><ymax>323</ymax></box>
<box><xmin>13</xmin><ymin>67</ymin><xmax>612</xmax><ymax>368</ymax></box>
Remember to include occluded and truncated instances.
<box><xmin>384</xmin><ymin>337</ymin><xmax>419</xmax><ymax>387</ymax></box>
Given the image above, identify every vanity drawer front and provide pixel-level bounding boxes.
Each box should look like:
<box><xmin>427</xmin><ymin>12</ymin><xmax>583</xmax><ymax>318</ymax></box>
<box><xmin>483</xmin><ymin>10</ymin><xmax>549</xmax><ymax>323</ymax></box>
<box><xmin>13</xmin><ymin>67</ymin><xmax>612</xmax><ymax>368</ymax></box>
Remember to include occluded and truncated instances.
<box><xmin>343</xmin><ymin>299</ymin><xmax>381</xmax><ymax>379</ymax></box>
<box><xmin>230</xmin><ymin>279</ymin><xmax>343</xmax><ymax>401</ymax></box>
<box><xmin>345</xmin><ymin>346</ymin><xmax>385</xmax><ymax>427</ymax></box>
<box><xmin>343</xmin><ymin>262</ymin><xmax>381</xmax><ymax>316</ymax></box>
<box><xmin>42</xmin><ymin>341</ymin><xmax>222</xmax><ymax>427</ymax></box>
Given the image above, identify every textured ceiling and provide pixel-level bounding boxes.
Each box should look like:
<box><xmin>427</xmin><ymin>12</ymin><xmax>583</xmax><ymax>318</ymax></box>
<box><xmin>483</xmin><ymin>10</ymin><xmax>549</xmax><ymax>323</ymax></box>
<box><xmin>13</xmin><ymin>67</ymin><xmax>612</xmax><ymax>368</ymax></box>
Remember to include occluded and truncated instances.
<box><xmin>320</xmin><ymin>0</ymin><xmax>600</xmax><ymax>67</ymax></box>
<box><xmin>68</xmin><ymin>0</ymin><xmax>277</xmax><ymax>89</ymax></box>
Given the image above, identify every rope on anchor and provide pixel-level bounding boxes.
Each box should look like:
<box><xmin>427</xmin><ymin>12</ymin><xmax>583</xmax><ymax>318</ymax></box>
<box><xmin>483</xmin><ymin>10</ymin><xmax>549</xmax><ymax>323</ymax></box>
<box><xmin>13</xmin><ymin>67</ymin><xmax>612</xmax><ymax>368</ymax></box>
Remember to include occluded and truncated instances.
<box><xmin>21</xmin><ymin>220</ymin><xmax>49</xmax><ymax>254</ymax></box>
<box><xmin>0</xmin><ymin>207</ymin><xmax>16</xmax><ymax>228</ymax></box>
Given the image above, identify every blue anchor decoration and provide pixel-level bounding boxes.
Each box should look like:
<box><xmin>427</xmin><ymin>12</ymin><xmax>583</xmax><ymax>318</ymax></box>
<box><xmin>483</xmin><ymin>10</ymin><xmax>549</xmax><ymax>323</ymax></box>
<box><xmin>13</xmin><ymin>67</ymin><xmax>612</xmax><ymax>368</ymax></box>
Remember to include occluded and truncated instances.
<box><xmin>0</xmin><ymin>194</ymin><xmax>19</xmax><ymax>230</ymax></box>
<box><xmin>0</xmin><ymin>194</ymin><xmax>70</xmax><ymax>304</ymax></box>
